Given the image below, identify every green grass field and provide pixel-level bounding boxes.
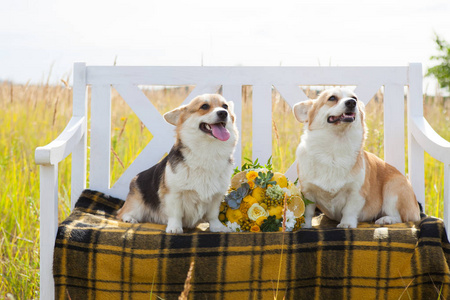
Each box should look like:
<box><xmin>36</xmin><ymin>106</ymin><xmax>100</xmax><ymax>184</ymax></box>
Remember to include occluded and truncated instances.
<box><xmin>0</xmin><ymin>81</ymin><xmax>449</xmax><ymax>298</ymax></box>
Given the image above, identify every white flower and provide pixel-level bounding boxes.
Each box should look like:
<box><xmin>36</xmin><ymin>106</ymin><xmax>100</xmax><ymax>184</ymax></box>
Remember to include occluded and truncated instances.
<box><xmin>282</xmin><ymin>187</ymin><xmax>291</xmax><ymax>197</ymax></box>
<box><xmin>247</xmin><ymin>203</ymin><xmax>269</xmax><ymax>221</ymax></box>
<box><xmin>283</xmin><ymin>209</ymin><xmax>297</xmax><ymax>232</ymax></box>
<box><xmin>226</xmin><ymin>221</ymin><xmax>242</xmax><ymax>232</ymax></box>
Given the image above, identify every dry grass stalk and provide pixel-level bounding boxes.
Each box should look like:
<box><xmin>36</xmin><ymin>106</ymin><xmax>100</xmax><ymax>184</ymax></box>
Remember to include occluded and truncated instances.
<box><xmin>179</xmin><ymin>261</ymin><xmax>195</xmax><ymax>300</ymax></box>
<box><xmin>111</xmin><ymin>146</ymin><xmax>125</xmax><ymax>169</ymax></box>
<box><xmin>52</xmin><ymin>97</ymin><xmax>59</xmax><ymax>128</ymax></box>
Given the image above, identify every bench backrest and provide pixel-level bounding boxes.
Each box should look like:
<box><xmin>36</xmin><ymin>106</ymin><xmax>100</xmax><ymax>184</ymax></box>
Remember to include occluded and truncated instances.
<box><xmin>71</xmin><ymin>63</ymin><xmax>426</xmax><ymax>207</ymax></box>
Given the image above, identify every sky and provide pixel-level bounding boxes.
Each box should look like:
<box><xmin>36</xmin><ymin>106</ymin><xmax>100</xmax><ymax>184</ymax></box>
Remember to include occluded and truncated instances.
<box><xmin>1</xmin><ymin>0</ymin><xmax>450</xmax><ymax>92</ymax></box>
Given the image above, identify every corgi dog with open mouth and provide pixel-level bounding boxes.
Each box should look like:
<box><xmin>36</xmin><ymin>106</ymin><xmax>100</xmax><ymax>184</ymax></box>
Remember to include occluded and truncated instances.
<box><xmin>117</xmin><ymin>94</ymin><xmax>238</xmax><ymax>233</ymax></box>
<box><xmin>293</xmin><ymin>87</ymin><xmax>421</xmax><ymax>228</ymax></box>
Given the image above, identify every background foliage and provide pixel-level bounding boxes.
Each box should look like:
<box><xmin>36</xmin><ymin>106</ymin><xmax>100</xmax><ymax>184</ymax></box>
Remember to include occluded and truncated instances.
<box><xmin>427</xmin><ymin>34</ymin><xmax>450</xmax><ymax>91</ymax></box>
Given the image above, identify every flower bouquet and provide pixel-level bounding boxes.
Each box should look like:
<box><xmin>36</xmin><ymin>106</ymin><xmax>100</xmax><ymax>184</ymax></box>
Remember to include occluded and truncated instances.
<box><xmin>219</xmin><ymin>158</ymin><xmax>309</xmax><ymax>232</ymax></box>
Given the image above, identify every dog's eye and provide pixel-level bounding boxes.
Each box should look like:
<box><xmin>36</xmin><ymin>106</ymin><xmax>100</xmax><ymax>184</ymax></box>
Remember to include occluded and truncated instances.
<box><xmin>222</xmin><ymin>104</ymin><xmax>228</xmax><ymax>109</ymax></box>
<box><xmin>200</xmin><ymin>104</ymin><xmax>210</xmax><ymax>110</ymax></box>
<box><xmin>328</xmin><ymin>96</ymin><xmax>337</xmax><ymax>101</ymax></box>
<box><xmin>352</xmin><ymin>96</ymin><xmax>358</xmax><ymax>101</ymax></box>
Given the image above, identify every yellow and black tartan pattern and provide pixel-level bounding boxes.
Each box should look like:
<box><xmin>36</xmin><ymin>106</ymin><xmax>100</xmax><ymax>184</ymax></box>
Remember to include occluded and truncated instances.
<box><xmin>54</xmin><ymin>189</ymin><xmax>450</xmax><ymax>299</ymax></box>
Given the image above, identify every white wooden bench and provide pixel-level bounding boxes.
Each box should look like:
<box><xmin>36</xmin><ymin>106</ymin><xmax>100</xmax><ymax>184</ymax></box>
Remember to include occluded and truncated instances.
<box><xmin>35</xmin><ymin>62</ymin><xmax>450</xmax><ymax>299</ymax></box>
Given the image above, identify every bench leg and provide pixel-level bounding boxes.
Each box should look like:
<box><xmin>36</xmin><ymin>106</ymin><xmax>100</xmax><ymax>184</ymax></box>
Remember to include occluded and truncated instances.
<box><xmin>40</xmin><ymin>164</ymin><xmax>58</xmax><ymax>300</ymax></box>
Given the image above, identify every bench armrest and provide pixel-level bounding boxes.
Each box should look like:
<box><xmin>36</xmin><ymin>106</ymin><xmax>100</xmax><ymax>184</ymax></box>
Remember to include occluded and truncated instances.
<box><xmin>410</xmin><ymin>116</ymin><xmax>450</xmax><ymax>164</ymax></box>
<box><xmin>35</xmin><ymin>116</ymin><xmax>86</xmax><ymax>165</ymax></box>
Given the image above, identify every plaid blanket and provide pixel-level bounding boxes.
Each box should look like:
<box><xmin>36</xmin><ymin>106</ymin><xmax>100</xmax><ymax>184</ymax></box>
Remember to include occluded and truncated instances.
<box><xmin>54</xmin><ymin>189</ymin><xmax>450</xmax><ymax>299</ymax></box>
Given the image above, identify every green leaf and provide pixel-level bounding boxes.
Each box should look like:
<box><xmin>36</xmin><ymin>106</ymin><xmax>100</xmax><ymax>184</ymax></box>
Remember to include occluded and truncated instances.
<box><xmin>260</xmin><ymin>215</ymin><xmax>282</xmax><ymax>232</ymax></box>
<box><xmin>426</xmin><ymin>33</ymin><xmax>450</xmax><ymax>90</ymax></box>
<box><xmin>301</xmin><ymin>192</ymin><xmax>315</xmax><ymax>206</ymax></box>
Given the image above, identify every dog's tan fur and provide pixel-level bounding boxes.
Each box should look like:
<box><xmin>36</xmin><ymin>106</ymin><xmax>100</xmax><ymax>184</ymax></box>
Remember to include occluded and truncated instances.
<box><xmin>293</xmin><ymin>87</ymin><xmax>421</xmax><ymax>228</ymax></box>
<box><xmin>118</xmin><ymin>94</ymin><xmax>238</xmax><ymax>233</ymax></box>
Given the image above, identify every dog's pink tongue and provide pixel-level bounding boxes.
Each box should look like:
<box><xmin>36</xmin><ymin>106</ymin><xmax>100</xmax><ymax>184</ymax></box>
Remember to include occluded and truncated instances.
<box><xmin>211</xmin><ymin>124</ymin><xmax>230</xmax><ymax>141</ymax></box>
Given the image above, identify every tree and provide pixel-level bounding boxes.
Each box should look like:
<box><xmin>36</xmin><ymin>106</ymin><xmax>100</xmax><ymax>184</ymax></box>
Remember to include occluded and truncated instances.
<box><xmin>426</xmin><ymin>34</ymin><xmax>450</xmax><ymax>91</ymax></box>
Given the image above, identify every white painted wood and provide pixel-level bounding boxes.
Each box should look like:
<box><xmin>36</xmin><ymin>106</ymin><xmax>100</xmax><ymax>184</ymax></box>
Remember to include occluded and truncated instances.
<box><xmin>113</xmin><ymin>85</ymin><xmax>173</xmax><ymax>136</ymax></box>
<box><xmin>86</xmin><ymin>66</ymin><xmax>409</xmax><ymax>86</ymax></box>
<box><xmin>407</xmin><ymin>63</ymin><xmax>425</xmax><ymax>208</ymax></box>
<box><xmin>285</xmin><ymin>158</ymin><xmax>299</xmax><ymax>183</ymax></box>
<box><xmin>252</xmin><ymin>85</ymin><xmax>273</xmax><ymax>163</ymax></box>
<box><xmin>40</xmin><ymin>164</ymin><xmax>58</xmax><ymax>300</ymax></box>
<box><xmin>408</xmin><ymin>63</ymin><xmax>424</xmax><ymax>118</ymax></box>
<box><xmin>71</xmin><ymin>63</ymin><xmax>88</xmax><ymax>209</ymax></box>
<box><xmin>35</xmin><ymin>116</ymin><xmax>85</xmax><ymax>165</ymax></box>
<box><xmin>354</xmin><ymin>83</ymin><xmax>382</xmax><ymax>105</ymax></box>
<box><xmin>274</xmin><ymin>85</ymin><xmax>309</xmax><ymax>108</ymax></box>
<box><xmin>384</xmin><ymin>84</ymin><xmax>405</xmax><ymax>174</ymax></box>
<box><xmin>73</xmin><ymin>62</ymin><xmax>87</xmax><ymax>117</ymax></box>
<box><xmin>90</xmin><ymin>85</ymin><xmax>111</xmax><ymax>192</ymax></box>
<box><xmin>408</xmin><ymin>134</ymin><xmax>425</xmax><ymax>207</ymax></box>
<box><xmin>222</xmin><ymin>85</ymin><xmax>243</xmax><ymax>167</ymax></box>
<box><xmin>181</xmin><ymin>84</ymin><xmax>221</xmax><ymax>105</ymax></box>
<box><xmin>444</xmin><ymin>164</ymin><xmax>450</xmax><ymax>241</ymax></box>
<box><xmin>410</xmin><ymin>116</ymin><xmax>450</xmax><ymax>164</ymax></box>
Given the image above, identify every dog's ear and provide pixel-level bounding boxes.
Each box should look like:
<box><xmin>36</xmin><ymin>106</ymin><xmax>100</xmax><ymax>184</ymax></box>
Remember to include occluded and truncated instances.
<box><xmin>164</xmin><ymin>105</ymin><xmax>186</xmax><ymax>125</ymax></box>
<box><xmin>293</xmin><ymin>100</ymin><xmax>314</xmax><ymax>123</ymax></box>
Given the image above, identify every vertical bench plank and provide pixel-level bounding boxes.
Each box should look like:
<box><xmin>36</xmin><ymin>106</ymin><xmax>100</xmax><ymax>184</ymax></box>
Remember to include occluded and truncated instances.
<box><xmin>40</xmin><ymin>164</ymin><xmax>58</xmax><ymax>300</ymax></box>
<box><xmin>71</xmin><ymin>62</ymin><xmax>87</xmax><ymax>209</ymax></box>
<box><xmin>384</xmin><ymin>84</ymin><xmax>405</xmax><ymax>174</ymax></box>
<box><xmin>408</xmin><ymin>63</ymin><xmax>425</xmax><ymax>207</ymax></box>
<box><xmin>252</xmin><ymin>85</ymin><xmax>272</xmax><ymax>163</ymax></box>
<box><xmin>444</xmin><ymin>164</ymin><xmax>450</xmax><ymax>240</ymax></box>
<box><xmin>222</xmin><ymin>85</ymin><xmax>242</xmax><ymax>167</ymax></box>
<box><xmin>90</xmin><ymin>85</ymin><xmax>111</xmax><ymax>192</ymax></box>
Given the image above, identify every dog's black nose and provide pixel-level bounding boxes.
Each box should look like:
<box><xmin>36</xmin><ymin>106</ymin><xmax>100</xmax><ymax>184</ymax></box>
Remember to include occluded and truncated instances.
<box><xmin>217</xmin><ymin>110</ymin><xmax>228</xmax><ymax>120</ymax></box>
<box><xmin>345</xmin><ymin>99</ymin><xmax>356</xmax><ymax>109</ymax></box>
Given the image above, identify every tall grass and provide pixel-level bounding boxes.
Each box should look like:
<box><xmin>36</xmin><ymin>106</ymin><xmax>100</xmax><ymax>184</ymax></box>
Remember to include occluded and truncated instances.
<box><xmin>0</xmin><ymin>81</ymin><xmax>448</xmax><ymax>298</ymax></box>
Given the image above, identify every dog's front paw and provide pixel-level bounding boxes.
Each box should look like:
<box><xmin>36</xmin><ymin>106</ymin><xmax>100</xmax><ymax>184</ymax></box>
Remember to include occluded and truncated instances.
<box><xmin>209</xmin><ymin>221</ymin><xmax>231</xmax><ymax>233</ymax></box>
<box><xmin>375</xmin><ymin>216</ymin><xmax>401</xmax><ymax>225</ymax></box>
<box><xmin>337</xmin><ymin>222</ymin><xmax>357</xmax><ymax>229</ymax></box>
<box><xmin>121</xmin><ymin>214</ymin><xmax>138</xmax><ymax>224</ymax></box>
<box><xmin>166</xmin><ymin>225</ymin><xmax>183</xmax><ymax>234</ymax></box>
<box><xmin>166</xmin><ymin>218</ymin><xmax>183</xmax><ymax>233</ymax></box>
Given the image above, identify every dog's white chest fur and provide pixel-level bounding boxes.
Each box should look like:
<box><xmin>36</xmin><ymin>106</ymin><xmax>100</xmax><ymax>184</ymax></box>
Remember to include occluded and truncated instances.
<box><xmin>166</xmin><ymin>149</ymin><xmax>233</xmax><ymax>201</ymax></box>
<box><xmin>297</xmin><ymin>127</ymin><xmax>365</xmax><ymax>220</ymax></box>
<box><xmin>297</xmin><ymin>129</ymin><xmax>364</xmax><ymax>192</ymax></box>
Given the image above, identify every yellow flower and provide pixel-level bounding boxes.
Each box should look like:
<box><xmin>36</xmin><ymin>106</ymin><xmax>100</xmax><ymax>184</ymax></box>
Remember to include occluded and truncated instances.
<box><xmin>251</xmin><ymin>187</ymin><xmax>266</xmax><ymax>202</ymax></box>
<box><xmin>246</xmin><ymin>171</ymin><xmax>258</xmax><ymax>181</ymax></box>
<box><xmin>248</xmin><ymin>180</ymin><xmax>255</xmax><ymax>189</ymax></box>
<box><xmin>250</xmin><ymin>225</ymin><xmax>261</xmax><ymax>232</ymax></box>
<box><xmin>256</xmin><ymin>216</ymin><xmax>267</xmax><ymax>226</ymax></box>
<box><xmin>272</xmin><ymin>172</ymin><xmax>288</xmax><ymax>188</ymax></box>
<box><xmin>247</xmin><ymin>203</ymin><xmax>269</xmax><ymax>221</ymax></box>
<box><xmin>219</xmin><ymin>213</ymin><xmax>226</xmax><ymax>222</ymax></box>
<box><xmin>226</xmin><ymin>208</ymin><xmax>243</xmax><ymax>224</ymax></box>
<box><xmin>243</xmin><ymin>195</ymin><xmax>258</xmax><ymax>206</ymax></box>
<box><xmin>268</xmin><ymin>205</ymin><xmax>283</xmax><ymax>219</ymax></box>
